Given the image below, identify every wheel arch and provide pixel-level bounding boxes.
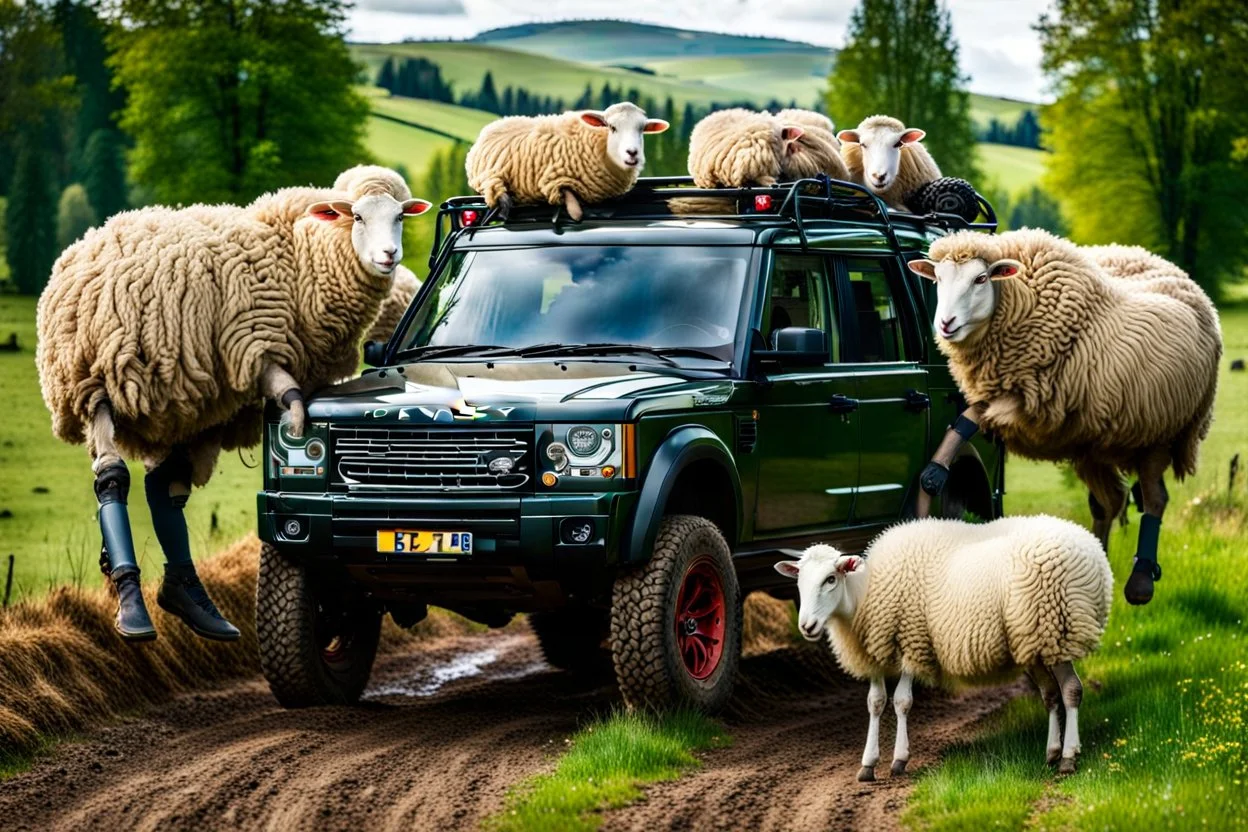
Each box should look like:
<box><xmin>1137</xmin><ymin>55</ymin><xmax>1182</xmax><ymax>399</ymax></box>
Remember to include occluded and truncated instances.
<box><xmin>944</xmin><ymin>443</ymin><xmax>996</xmax><ymax>521</ymax></box>
<box><xmin>623</xmin><ymin>425</ymin><xmax>742</xmax><ymax>564</ymax></box>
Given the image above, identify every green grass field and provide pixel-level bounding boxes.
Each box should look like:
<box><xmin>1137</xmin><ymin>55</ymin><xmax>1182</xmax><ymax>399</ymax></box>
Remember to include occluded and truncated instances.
<box><xmin>0</xmin><ymin>295</ymin><xmax>261</xmax><ymax>601</ymax></box>
<box><xmin>976</xmin><ymin>142</ymin><xmax>1048</xmax><ymax>195</ymax></box>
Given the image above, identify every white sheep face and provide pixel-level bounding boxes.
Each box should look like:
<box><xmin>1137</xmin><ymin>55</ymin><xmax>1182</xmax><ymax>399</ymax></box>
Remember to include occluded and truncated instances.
<box><xmin>908</xmin><ymin>257</ymin><xmax>1022</xmax><ymax>342</ymax></box>
<box><xmin>774</xmin><ymin>545</ymin><xmax>864</xmax><ymax>640</ymax></box>
<box><xmin>838</xmin><ymin>124</ymin><xmax>926</xmax><ymax>194</ymax></box>
<box><xmin>581</xmin><ymin>103</ymin><xmax>669</xmax><ymax>173</ymax></box>
<box><xmin>307</xmin><ymin>195</ymin><xmax>432</xmax><ymax>279</ymax></box>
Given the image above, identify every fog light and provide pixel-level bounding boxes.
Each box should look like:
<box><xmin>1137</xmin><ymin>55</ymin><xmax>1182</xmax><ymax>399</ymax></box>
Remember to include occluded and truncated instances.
<box><xmin>279</xmin><ymin>516</ymin><xmax>309</xmax><ymax>541</ymax></box>
<box><xmin>560</xmin><ymin>517</ymin><xmax>595</xmax><ymax>545</ymax></box>
<box><xmin>305</xmin><ymin>438</ymin><xmax>325</xmax><ymax>461</ymax></box>
<box><xmin>541</xmin><ymin>472</ymin><xmax>558</xmax><ymax>487</ymax></box>
<box><xmin>601</xmin><ymin>466</ymin><xmax>616</xmax><ymax>478</ymax></box>
<box><xmin>284</xmin><ymin>518</ymin><xmax>302</xmax><ymax>537</ymax></box>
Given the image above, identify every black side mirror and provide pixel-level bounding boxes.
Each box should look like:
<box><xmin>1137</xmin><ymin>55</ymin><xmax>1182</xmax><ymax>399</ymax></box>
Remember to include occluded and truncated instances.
<box><xmin>363</xmin><ymin>340</ymin><xmax>386</xmax><ymax>368</ymax></box>
<box><xmin>751</xmin><ymin>327</ymin><xmax>828</xmax><ymax>368</ymax></box>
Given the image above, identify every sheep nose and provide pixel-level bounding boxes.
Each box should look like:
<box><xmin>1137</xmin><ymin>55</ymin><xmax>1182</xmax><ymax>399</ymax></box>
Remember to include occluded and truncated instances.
<box><xmin>382</xmin><ymin>247</ymin><xmax>397</xmax><ymax>259</ymax></box>
<box><xmin>626</xmin><ymin>148</ymin><xmax>639</xmax><ymax>158</ymax></box>
<box><xmin>941</xmin><ymin>316</ymin><xmax>957</xmax><ymax>331</ymax></box>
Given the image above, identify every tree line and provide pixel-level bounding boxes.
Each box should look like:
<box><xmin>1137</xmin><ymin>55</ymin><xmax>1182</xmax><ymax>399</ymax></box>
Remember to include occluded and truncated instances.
<box><xmin>977</xmin><ymin>110</ymin><xmax>1042</xmax><ymax>149</ymax></box>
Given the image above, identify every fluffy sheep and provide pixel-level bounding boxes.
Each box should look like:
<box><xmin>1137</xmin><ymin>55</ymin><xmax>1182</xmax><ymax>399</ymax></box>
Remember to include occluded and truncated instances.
<box><xmin>687</xmin><ymin>108</ymin><xmax>802</xmax><ymax>188</ymax></box>
<box><xmin>775</xmin><ymin>515</ymin><xmax>1112</xmax><ymax>777</ymax></box>
<box><xmin>773</xmin><ymin>108</ymin><xmax>851</xmax><ymax>181</ymax></box>
<box><xmin>1084</xmin><ymin>243</ymin><xmax>1190</xmax><ymax>283</ymax></box>
<box><xmin>465</xmin><ymin>102</ymin><xmax>669</xmax><ymax>222</ymax></box>
<box><xmin>908</xmin><ymin>229</ymin><xmax>1221</xmax><ymax>606</ymax></box>
<box><xmin>838</xmin><ymin>115</ymin><xmax>941</xmax><ymax>209</ymax></box>
<box><xmin>364</xmin><ymin>264</ymin><xmax>420</xmax><ymax>347</ymax></box>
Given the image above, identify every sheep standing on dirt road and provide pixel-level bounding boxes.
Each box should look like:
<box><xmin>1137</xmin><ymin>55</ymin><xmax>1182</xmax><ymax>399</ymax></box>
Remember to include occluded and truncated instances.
<box><xmin>466</xmin><ymin>102</ymin><xmax>669</xmax><ymax>222</ymax></box>
<box><xmin>775</xmin><ymin>515</ymin><xmax>1112</xmax><ymax>777</ymax></box>
<box><xmin>36</xmin><ymin>166</ymin><xmax>431</xmax><ymax>642</ymax></box>
<box><xmin>908</xmin><ymin>229</ymin><xmax>1221</xmax><ymax>606</ymax></box>
<box><xmin>837</xmin><ymin>115</ymin><xmax>940</xmax><ymax>209</ymax></box>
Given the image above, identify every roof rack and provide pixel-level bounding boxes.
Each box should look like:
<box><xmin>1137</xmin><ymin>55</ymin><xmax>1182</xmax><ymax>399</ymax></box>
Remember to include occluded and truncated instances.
<box><xmin>428</xmin><ymin>175</ymin><xmax>998</xmax><ymax>272</ymax></box>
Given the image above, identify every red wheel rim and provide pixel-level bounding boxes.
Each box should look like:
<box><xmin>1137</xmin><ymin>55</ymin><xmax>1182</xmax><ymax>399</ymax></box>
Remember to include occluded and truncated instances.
<box><xmin>674</xmin><ymin>557</ymin><xmax>726</xmax><ymax>680</ymax></box>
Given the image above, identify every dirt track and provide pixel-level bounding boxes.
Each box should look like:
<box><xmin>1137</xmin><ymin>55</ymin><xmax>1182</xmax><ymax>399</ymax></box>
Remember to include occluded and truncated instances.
<box><xmin>0</xmin><ymin>629</ymin><xmax>1021</xmax><ymax>831</ymax></box>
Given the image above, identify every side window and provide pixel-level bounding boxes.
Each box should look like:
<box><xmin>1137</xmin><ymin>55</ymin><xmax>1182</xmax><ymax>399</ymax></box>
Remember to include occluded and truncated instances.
<box><xmin>844</xmin><ymin>258</ymin><xmax>905</xmax><ymax>362</ymax></box>
<box><xmin>764</xmin><ymin>253</ymin><xmax>840</xmax><ymax>362</ymax></box>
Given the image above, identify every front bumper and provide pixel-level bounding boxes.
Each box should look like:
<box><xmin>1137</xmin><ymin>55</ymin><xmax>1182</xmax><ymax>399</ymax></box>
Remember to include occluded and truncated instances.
<box><xmin>257</xmin><ymin>490</ymin><xmax>637</xmax><ymax>607</ymax></box>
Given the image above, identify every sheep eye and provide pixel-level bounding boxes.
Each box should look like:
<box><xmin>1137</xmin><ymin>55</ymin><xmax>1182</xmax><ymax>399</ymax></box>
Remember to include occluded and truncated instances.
<box><xmin>609</xmin><ymin>125</ymin><xmax>617</xmax><ymax>133</ymax></box>
<box><xmin>974</xmin><ymin>272</ymin><xmax>989</xmax><ymax>284</ymax></box>
<box><xmin>824</xmin><ymin>575</ymin><xmax>837</xmax><ymax>587</ymax></box>
<box><xmin>353</xmin><ymin>214</ymin><xmax>362</xmax><ymax>223</ymax></box>
<box><xmin>894</xmin><ymin>140</ymin><xmax>904</xmax><ymax>148</ymax></box>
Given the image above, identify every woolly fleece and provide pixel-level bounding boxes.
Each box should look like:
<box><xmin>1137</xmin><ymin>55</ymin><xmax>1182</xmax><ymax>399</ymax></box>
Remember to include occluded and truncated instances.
<box><xmin>774</xmin><ymin>108</ymin><xmax>851</xmax><ymax>182</ymax></box>
<box><xmin>465</xmin><ymin>105</ymin><xmax>640</xmax><ymax>209</ymax></box>
<box><xmin>687</xmin><ymin>108</ymin><xmax>785</xmax><ymax>188</ymax></box>
<box><xmin>928</xmin><ymin>228</ymin><xmax>1221</xmax><ymax>478</ymax></box>
<box><xmin>825</xmin><ymin>515</ymin><xmax>1112</xmax><ymax>685</ymax></box>
<box><xmin>840</xmin><ymin>115</ymin><xmax>941</xmax><ymax>208</ymax></box>
<box><xmin>365</xmin><ymin>264</ymin><xmax>420</xmax><ymax>346</ymax></box>
<box><xmin>36</xmin><ymin>166</ymin><xmax>412</xmax><ymax>482</ymax></box>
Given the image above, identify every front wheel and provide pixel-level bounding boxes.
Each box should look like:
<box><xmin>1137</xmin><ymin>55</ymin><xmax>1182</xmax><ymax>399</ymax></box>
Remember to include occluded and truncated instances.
<box><xmin>256</xmin><ymin>543</ymin><xmax>382</xmax><ymax>708</ymax></box>
<box><xmin>609</xmin><ymin>515</ymin><xmax>742</xmax><ymax>712</ymax></box>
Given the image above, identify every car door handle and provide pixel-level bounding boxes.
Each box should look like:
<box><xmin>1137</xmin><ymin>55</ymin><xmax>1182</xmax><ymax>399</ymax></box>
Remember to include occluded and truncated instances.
<box><xmin>904</xmin><ymin>389</ymin><xmax>931</xmax><ymax>412</ymax></box>
<box><xmin>829</xmin><ymin>394</ymin><xmax>860</xmax><ymax>414</ymax></box>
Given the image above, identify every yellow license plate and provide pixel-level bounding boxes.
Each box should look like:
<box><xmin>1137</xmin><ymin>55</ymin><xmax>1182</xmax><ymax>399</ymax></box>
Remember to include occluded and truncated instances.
<box><xmin>377</xmin><ymin>530</ymin><xmax>473</xmax><ymax>555</ymax></box>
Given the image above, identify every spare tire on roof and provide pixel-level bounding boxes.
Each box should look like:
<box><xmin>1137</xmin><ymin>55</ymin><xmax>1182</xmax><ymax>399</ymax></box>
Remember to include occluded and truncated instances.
<box><xmin>903</xmin><ymin>177</ymin><xmax>980</xmax><ymax>222</ymax></box>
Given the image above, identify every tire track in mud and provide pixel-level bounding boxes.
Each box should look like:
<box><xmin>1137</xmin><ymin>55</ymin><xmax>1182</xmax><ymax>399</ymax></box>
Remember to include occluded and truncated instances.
<box><xmin>0</xmin><ymin>631</ymin><xmax>1022</xmax><ymax>832</ymax></box>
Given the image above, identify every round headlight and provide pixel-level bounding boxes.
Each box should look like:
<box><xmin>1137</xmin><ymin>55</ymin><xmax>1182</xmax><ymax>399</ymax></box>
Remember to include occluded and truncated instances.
<box><xmin>546</xmin><ymin>442</ymin><xmax>569</xmax><ymax>471</ymax></box>
<box><xmin>567</xmin><ymin>426</ymin><xmax>601</xmax><ymax>456</ymax></box>
<box><xmin>305</xmin><ymin>438</ymin><xmax>326</xmax><ymax>461</ymax></box>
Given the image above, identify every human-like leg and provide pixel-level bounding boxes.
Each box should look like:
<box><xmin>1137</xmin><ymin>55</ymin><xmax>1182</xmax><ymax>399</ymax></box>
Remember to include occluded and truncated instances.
<box><xmin>562</xmin><ymin>189</ymin><xmax>584</xmax><ymax>222</ymax></box>
<box><xmin>859</xmin><ymin>676</ymin><xmax>887</xmax><ymax>782</ymax></box>
<box><xmin>916</xmin><ymin>406</ymin><xmax>982</xmax><ymax>518</ymax></box>
<box><xmin>1125</xmin><ymin>447</ymin><xmax>1169</xmax><ymax>606</ymax></box>
<box><xmin>1052</xmin><ymin>661</ymin><xmax>1083</xmax><ymax>774</ymax></box>
<box><xmin>891</xmin><ymin>671</ymin><xmax>914</xmax><ymax>776</ymax></box>
<box><xmin>260</xmin><ymin>362</ymin><xmax>305</xmax><ymax>438</ymax></box>
<box><xmin>1027</xmin><ymin>663</ymin><xmax>1063</xmax><ymax>766</ymax></box>
<box><xmin>1075</xmin><ymin>459</ymin><xmax>1126</xmax><ymax>553</ymax></box>
<box><xmin>148</xmin><ymin>448</ymin><xmax>240</xmax><ymax>641</ymax></box>
<box><xmin>88</xmin><ymin>403</ymin><xmax>156</xmax><ymax>641</ymax></box>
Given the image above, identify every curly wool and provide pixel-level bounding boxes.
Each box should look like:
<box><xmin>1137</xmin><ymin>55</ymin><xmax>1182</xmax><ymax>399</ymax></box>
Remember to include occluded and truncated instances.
<box><xmin>364</xmin><ymin>264</ymin><xmax>420</xmax><ymax>346</ymax></box>
<box><xmin>36</xmin><ymin>169</ymin><xmax>408</xmax><ymax>478</ymax></box>
<box><xmin>687</xmin><ymin>108</ymin><xmax>784</xmax><ymax>188</ymax></box>
<box><xmin>825</xmin><ymin>516</ymin><xmax>1112</xmax><ymax>686</ymax></box>
<box><xmin>840</xmin><ymin>115</ymin><xmax>941</xmax><ymax>208</ymax></box>
<box><xmin>466</xmin><ymin>107</ymin><xmax>639</xmax><ymax>208</ymax></box>
<box><xmin>332</xmin><ymin>165</ymin><xmax>413</xmax><ymax>201</ymax></box>
<box><xmin>1083</xmin><ymin>243</ymin><xmax>1189</xmax><ymax>283</ymax></box>
<box><xmin>773</xmin><ymin>109</ymin><xmax>850</xmax><ymax>182</ymax></box>
<box><xmin>929</xmin><ymin>229</ymin><xmax>1221</xmax><ymax>477</ymax></box>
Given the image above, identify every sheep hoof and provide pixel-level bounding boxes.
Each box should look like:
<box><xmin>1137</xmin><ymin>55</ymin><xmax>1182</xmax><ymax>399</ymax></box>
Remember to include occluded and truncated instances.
<box><xmin>890</xmin><ymin>760</ymin><xmax>908</xmax><ymax>777</ymax></box>
<box><xmin>1046</xmin><ymin>748</ymin><xmax>1062</xmax><ymax>767</ymax></box>
<box><xmin>496</xmin><ymin>194</ymin><xmax>513</xmax><ymax>222</ymax></box>
<box><xmin>857</xmin><ymin>766</ymin><xmax>876</xmax><ymax>782</ymax></box>
<box><xmin>1124</xmin><ymin>558</ymin><xmax>1160</xmax><ymax>605</ymax></box>
<box><xmin>286</xmin><ymin>400</ymin><xmax>307</xmax><ymax>439</ymax></box>
<box><xmin>1057</xmin><ymin>756</ymin><xmax>1078</xmax><ymax>775</ymax></box>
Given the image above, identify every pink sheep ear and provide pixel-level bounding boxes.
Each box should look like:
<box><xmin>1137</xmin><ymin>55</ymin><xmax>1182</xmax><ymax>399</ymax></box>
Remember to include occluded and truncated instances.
<box><xmin>989</xmin><ymin>259</ymin><xmax>1023</xmax><ymax>280</ymax></box>
<box><xmin>900</xmin><ymin>129</ymin><xmax>926</xmax><ymax>144</ymax></box>
<box><xmin>836</xmin><ymin>129</ymin><xmax>860</xmax><ymax>144</ymax></box>
<box><xmin>581</xmin><ymin>111</ymin><xmax>608</xmax><ymax>128</ymax></box>
<box><xmin>402</xmin><ymin>198</ymin><xmax>433</xmax><ymax>217</ymax></box>
<box><xmin>307</xmin><ymin>201</ymin><xmax>350</xmax><ymax>221</ymax></box>
<box><xmin>908</xmin><ymin>259</ymin><xmax>938</xmax><ymax>281</ymax></box>
<box><xmin>773</xmin><ymin>560</ymin><xmax>801</xmax><ymax>580</ymax></box>
<box><xmin>836</xmin><ymin>556</ymin><xmax>862</xmax><ymax>575</ymax></box>
<box><xmin>780</xmin><ymin>126</ymin><xmax>804</xmax><ymax>142</ymax></box>
<box><xmin>643</xmin><ymin>119</ymin><xmax>670</xmax><ymax>134</ymax></box>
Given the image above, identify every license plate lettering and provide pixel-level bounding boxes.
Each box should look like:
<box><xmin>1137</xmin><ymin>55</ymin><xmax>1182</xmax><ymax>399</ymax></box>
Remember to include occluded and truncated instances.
<box><xmin>378</xmin><ymin>530</ymin><xmax>472</xmax><ymax>555</ymax></box>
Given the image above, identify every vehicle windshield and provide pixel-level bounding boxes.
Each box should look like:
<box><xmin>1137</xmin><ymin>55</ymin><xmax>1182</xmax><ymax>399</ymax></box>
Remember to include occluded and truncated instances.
<box><xmin>396</xmin><ymin>246</ymin><xmax>751</xmax><ymax>363</ymax></box>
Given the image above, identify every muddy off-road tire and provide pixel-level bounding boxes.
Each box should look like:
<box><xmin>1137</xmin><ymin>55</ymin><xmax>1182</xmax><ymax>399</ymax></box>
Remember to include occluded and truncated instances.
<box><xmin>610</xmin><ymin>515</ymin><xmax>742</xmax><ymax>712</ymax></box>
<box><xmin>528</xmin><ymin>607</ymin><xmax>612</xmax><ymax>676</ymax></box>
<box><xmin>257</xmin><ymin>543</ymin><xmax>382</xmax><ymax>708</ymax></box>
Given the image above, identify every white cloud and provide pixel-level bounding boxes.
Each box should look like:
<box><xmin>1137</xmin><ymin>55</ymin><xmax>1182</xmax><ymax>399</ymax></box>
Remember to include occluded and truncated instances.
<box><xmin>355</xmin><ymin>0</ymin><xmax>466</xmax><ymax>14</ymax></box>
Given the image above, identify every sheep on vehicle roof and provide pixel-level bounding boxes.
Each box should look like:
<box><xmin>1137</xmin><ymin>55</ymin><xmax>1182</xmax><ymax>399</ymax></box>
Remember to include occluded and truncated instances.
<box><xmin>686</xmin><ymin>108</ymin><xmax>805</xmax><ymax>189</ymax></box>
<box><xmin>838</xmin><ymin>115</ymin><xmax>941</xmax><ymax>210</ymax></box>
<box><xmin>773</xmin><ymin>108</ymin><xmax>851</xmax><ymax>182</ymax></box>
<box><xmin>465</xmin><ymin>102</ymin><xmax>669</xmax><ymax>222</ymax></box>
<box><xmin>909</xmin><ymin>228</ymin><xmax>1221</xmax><ymax>606</ymax></box>
<box><xmin>776</xmin><ymin>514</ymin><xmax>1112</xmax><ymax>778</ymax></box>
<box><xmin>35</xmin><ymin>165</ymin><xmax>432</xmax><ymax>643</ymax></box>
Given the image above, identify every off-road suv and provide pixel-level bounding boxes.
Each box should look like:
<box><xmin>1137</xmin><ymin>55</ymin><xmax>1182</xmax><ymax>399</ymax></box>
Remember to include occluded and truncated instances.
<box><xmin>255</xmin><ymin>176</ymin><xmax>1003</xmax><ymax>712</ymax></box>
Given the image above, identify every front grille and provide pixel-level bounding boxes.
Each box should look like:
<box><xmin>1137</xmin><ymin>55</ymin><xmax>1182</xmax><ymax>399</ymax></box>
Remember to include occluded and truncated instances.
<box><xmin>330</xmin><ymin>426</ymin><xmax>533</xmax><ymax>492</ymax></box>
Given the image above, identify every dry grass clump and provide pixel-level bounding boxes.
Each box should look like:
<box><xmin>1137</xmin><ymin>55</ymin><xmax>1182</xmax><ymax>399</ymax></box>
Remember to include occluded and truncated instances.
<box><xmin>742</xmin><ymin>592</ymin><xmax>798</xmax><ymax>656</ymax></box>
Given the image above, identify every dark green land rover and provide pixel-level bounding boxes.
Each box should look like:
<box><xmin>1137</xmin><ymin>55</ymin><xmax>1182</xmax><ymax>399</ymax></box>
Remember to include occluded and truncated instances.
<box><xmin>255</xmin><ymin>176</ymin><xmax>1003</xmax><ymax>712</ymax></box>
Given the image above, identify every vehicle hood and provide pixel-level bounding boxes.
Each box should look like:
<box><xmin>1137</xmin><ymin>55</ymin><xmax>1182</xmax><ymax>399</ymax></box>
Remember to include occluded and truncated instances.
<box><xmin>306</xmin><ymin>360</ymin><xmax>735</xmax><ymax>423</ymax></box>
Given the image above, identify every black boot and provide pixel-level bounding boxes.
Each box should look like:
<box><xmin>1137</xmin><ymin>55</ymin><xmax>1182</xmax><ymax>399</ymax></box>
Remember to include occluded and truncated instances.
<box><xmin>111</xmin><ymin>564</ymin><xmax>157</xmax><ymax>641</ymax></box>
<box><xmin>1124</xmin><ymin>513</ymin><xmax>1162</xmax><ymax>606</ymax></box>
<box><xmin>157</xmin><ymin>562</ymin><xmax>241</xmax><ymax>641</ymax></box>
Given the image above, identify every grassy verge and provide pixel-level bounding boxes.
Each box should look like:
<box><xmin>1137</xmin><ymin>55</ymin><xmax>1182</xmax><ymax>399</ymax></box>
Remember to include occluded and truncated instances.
<box><xmin>904</xmin><ymin>299</ymin><xmax>1248</xmax><ymax>829</ymax></box>
<box><xmin>487</xmin><ymin>710</ymin><xmax>729</xmax><ymax>832</ymax></box>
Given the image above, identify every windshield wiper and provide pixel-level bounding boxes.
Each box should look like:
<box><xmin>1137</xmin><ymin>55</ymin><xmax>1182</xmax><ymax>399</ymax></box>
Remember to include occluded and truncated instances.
<box><xmin>505</xmin><ymin>343</ymin><xmax>730</xmax><ymax>367</ymax></box>
<box><xmin>396</xmin><ymin>344</ymin><xmax>509</xmax><ymax>361</ymax></box>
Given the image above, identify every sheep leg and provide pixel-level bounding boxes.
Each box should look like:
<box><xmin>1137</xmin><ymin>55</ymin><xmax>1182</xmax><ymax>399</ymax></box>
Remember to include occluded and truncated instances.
<box><xmin>562</xmin><ymin>189</ymin><xmax>584</xmax><ymax>222</ymax></box>
<box><xmin>890</xmin><ymin>671</ymin><xmax>914</xmax><ymax>776</ymax></box>
<box><xmin>1052</xmin><ymin>661</ymin><xmax>1083</xmax><ymax>774</ymax></box>
<box><xmin>859</xmin><ymin>676</ymin><xmax>887</xmax><ymax>782</ymax></box>
<box><xmin>260</xmin><ymin>362</ymin><xmax>306</xmax><ymax>439</ymax></box>
<box><xmin>1126</xmin><ymin>448</ymin><xmax>1169</xmax><ymax>605</ymax></box>
<box><xmin>1027</xmin><ymin>663</ymin><xmax>1064</xmax><ymax>766</ymax></box>
<box><xmin>915</xmin><ymin>405</ymin><xmax>982</xmax><ymax>518</ymax></box>
<box><xmin>1075</xmin><ymin>459</ymin><xmax>1126</xmax><ymax>553</ymax></box>
<box><xmin>495</xmin><ymin>192</ymin><xmax>513</xmax><ymax>222</ymax></box>
<box><xmin>87</xmin><ymin>401</ymin><xmax>123</xmax><ymax>474</ymax></box>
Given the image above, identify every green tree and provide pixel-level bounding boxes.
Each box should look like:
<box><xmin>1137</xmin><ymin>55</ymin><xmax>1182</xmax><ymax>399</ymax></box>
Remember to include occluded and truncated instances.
<box><xmin>56</xmin><ymin>182</ymin><xmax>97</xmax><ymax>248</ymax></box>
<box><xmin>6</xmin><ymin>140</ymin><xmax>60</xmax><ymax>294</ymax></box>
<box><xmin>82</xmin><ymin>128</ymin><xmax>128</xmax><ymax>219</ymax></box>
<box><xmin>55</xmin><ymin>0</ymin><xmax>125</xmax><ymax>178</ymax></box>
<box><xmin>1009</xmin><ymin>185</ymin><xmax>1068</xmax><ymax>237</ymax></box>
<box><xmin>825</xmin><ymin>0</ymin><xmax>979</xmax><ymax>180</ymax></box>
<box><xmin>107</xmin><ymin>0</ymin><xmax>370</xmax><ymax>205</ymax></box>
<box><xmin>1039</xmin><ymin>0</ymin><xmax>1248</xmax><ymax>294</ymax></box>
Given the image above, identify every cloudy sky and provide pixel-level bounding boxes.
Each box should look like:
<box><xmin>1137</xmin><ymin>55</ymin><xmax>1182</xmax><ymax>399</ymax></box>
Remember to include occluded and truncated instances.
<box><xmin>346</xmin><ymin>0</ymin><xmax>1053</xmax><ymax>101</ymax></box>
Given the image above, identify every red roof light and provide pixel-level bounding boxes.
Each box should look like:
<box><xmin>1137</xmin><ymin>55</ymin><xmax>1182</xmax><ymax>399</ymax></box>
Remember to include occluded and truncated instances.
<box><xmin>461</xmin><ymin>209</ymin><xmax>480</xmax><ymax>226</ymax></box>
<box><xmin>754</xmin><ymin>194</ymin><xmax>773</xmax><ymax>212</ymax></box>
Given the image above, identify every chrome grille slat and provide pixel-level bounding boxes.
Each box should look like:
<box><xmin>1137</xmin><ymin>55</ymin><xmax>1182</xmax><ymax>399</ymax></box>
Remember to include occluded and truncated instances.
<box><xmin>330</xmin><ymin>426</ymin><xmax>533</xmax><ymax>492</ymax></box>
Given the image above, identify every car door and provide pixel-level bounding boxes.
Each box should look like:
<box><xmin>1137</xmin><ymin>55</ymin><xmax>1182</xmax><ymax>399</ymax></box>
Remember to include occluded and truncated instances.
<box><xmin>753</xmin><ymin>251</ymin><xmax>860</xmax><ymax>534</ymax></box>
<box><xmin>831</xmin><ymin>255</ymin><xmax>930</xmax><ymax>523</ymax></box>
